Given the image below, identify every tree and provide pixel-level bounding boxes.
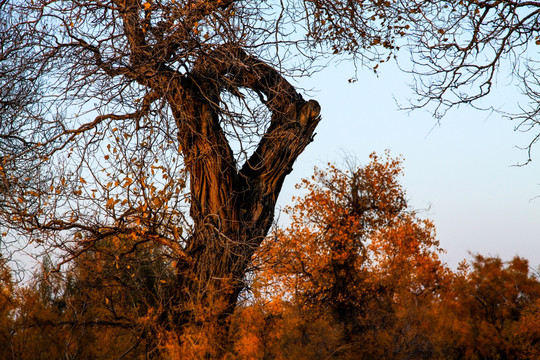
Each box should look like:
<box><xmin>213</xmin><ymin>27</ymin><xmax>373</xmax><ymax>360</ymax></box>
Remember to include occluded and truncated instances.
<box><xmin>0</xmin><ymin>234</ymin><xmax>177</xmax><ymax>359</ymax></box>
<box><xmin>253</xmin><ymin>153</ymin><xmax>448</xmax><ymax>358</ymax></box>
<box><xmin>0</xmin><ymin>252</ymin><xmax>16</xmax><ymax>360</ymax></box>
<box><xmin>0</xmin><ymin>0</ymin><xmax>414</xmax><ymax>355</ymax></box>
<box><xmin>427</xmin><ymin>255</ymin><xmax>540</xmax><ymax>360</ymax></box>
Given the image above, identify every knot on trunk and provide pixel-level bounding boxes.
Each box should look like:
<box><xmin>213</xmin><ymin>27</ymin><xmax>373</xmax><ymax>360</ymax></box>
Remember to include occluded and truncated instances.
<box><xmin>299</xmin><ymin>100</ymin><xmax>321</xmax><ymax>127</ymax></box>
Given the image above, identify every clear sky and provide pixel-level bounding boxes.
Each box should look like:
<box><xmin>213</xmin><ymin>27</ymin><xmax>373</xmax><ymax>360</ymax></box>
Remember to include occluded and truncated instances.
<box><xmin>277</xmin><ymin>59</ymin><xmax>540</xmax><ymax>269</ymax></box>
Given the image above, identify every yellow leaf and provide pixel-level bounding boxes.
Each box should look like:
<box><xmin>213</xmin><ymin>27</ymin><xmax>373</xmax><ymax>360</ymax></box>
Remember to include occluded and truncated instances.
<box><xmin>143</xmin><ymin>2</ymin><xmax>151</xmax><ymax>10</ymax></box>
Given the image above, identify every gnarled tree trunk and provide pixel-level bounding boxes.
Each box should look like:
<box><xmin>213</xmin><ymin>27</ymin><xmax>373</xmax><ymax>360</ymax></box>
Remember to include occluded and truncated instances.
<box><xmin>139</xmin><ymin>46</ymin><xmax>321</xmax><ymax>356</ymax></box>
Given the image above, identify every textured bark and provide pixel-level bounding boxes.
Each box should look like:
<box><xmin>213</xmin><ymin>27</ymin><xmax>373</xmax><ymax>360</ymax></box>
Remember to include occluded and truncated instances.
<box><xmin>132</xmin><ymin>46</ymin><xmax>322</xmax><ymax>353</ymax></box>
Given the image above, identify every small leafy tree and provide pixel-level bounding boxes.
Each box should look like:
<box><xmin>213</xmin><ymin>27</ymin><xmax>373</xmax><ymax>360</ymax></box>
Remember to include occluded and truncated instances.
<box><xmin>0</xmin><ymin>253</ymin><xmax>16</xmax><ymax>360</ymax></box>
<box><xmin>429</xmin><ymin>255</ymin><xmax>540</xmax><ymax>360</ymax></box>
<box><xmin>2</xmin><ymin>234</ymin><xmax>176</xmax><ymax>359</ymax></box>
<box><xmin>254</xmin><ymin>153</ymin><xmax>447</xmax><ymax>357</ymax></box>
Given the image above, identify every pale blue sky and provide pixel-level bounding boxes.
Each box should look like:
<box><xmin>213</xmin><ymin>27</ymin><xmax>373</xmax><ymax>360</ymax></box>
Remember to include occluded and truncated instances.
<box><xmin>277</xmin><ymin>59</ymin><xmax>540</xmax><ymax>269</ymax></box>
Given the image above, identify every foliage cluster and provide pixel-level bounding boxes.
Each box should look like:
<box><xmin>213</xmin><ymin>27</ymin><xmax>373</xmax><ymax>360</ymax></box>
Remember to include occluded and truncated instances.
<box><xmin>1</xmin><ymin>155</ymin><xmax>538</xmax><ymax>359</ymax></box>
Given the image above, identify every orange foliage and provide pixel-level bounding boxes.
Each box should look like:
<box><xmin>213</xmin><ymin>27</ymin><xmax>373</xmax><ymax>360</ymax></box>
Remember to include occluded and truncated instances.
<box><xmin>242</xmin><ymin>154</ymin><xmax>540</xmax><ymax>359</ymax></box>
<box><xmin>427</xmin><ymin>255</ymin><xmax>540</xmax><ymax>360</ymax></box>
<box><xmin>2</xmin><ymin>155</ymin><xmax>540</xmax><ymax>360</ymax></box>
<box><xmin>250</xmin><ymin>152</ymin><xmax>449</xmax><ymax>357</ymax></box>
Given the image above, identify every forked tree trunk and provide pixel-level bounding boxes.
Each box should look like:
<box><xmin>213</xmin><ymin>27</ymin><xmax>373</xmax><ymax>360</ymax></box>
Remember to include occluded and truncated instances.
<box><xmin>146</xmin><ymin>46</ymin><xmax>321</xmax><ymax>356</ymax></box>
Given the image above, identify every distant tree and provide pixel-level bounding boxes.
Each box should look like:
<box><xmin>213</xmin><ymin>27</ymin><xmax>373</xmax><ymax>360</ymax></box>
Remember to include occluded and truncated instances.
<box><xmin>253</xmin><ymin>153</ymin><xmax>447</xmax><ymax>358</ymax></box>
<box><xmin>514</xmin><ymin>297</ymin><xmax>540</xmax><ymax>359</ymax></box>
<box><xmin>0</xmin><ymin>253</ymin><xmax>15</xmax><ymax>360</ymax></box>
<box><xmin>429</xmin><ymin>255</ymin><xmax>540</xmax><ymax>360</ymax></box>
<box><xmin>49</xmin><ymin>234</ymin><xmax>176</xmax><ymax>359</ymax></box>
<box><xmin>0</xmin><ymin>235</ymin><xmax>174</xmax><ymax>360</ymax></box>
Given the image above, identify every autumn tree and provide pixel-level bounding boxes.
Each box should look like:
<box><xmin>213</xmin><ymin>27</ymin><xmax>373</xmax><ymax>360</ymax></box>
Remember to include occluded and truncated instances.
<box><xmin>252</xmin><ymin>153</ymin><xmax>448</xmax><ymax>358</ymax></box>
<box><xmin>0</xmin><ymin>0</ymin><xmax>423</xmax><ymax>356</ymax></box>
<box><xmin>243</xmin><ymin>158</ymin><xmax>540</xmax><ymax>359</ymax></box>
<box><xmin>0</xmin><ymin>233</ymin><xmax>180</xmax><ymax>360</ymax></box>
<box><xmin>428</xmin><ymin>255</ymin><xmax>540</xmax><ymax>360</ymax></box>
<box><xmin>0</xmin><ymin>252</ymin><xmax>16</xmax><ymax>360</ymax></box>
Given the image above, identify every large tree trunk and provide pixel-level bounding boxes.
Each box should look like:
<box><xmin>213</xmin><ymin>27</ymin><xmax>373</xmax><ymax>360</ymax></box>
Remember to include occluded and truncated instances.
<box><xmin>117</xmin><ymin>13</ymin><xmax>321</xmax><ymax>352</ymax></box>
<box><xmin>144</xmin><ymin>46</ymin><xmax>321</xmax><ymax>356</ymax></box>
